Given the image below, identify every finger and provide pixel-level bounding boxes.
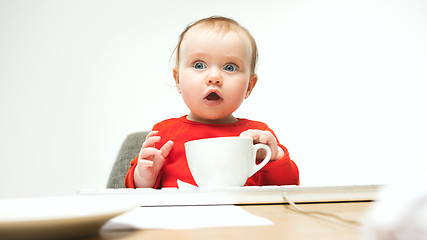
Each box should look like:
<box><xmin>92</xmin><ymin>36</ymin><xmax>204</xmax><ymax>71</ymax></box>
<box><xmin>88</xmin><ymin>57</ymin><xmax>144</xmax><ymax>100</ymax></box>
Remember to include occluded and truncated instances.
<box><xmin>259</xmin><ymin>131</ymin><xmax>274</xmax><ymax>145</ymax></box>
<box><xmin>145</xmin><ymin>131</ymin><xmax>159</xmax><ymax>140</ymax></box>
<box><xmin>138</xmin><ymin>159</ymin><xmax>154</xmax><ymax>168</ymax></box>
<box><xmin>142</xmin><ymin>135</ymin><xmax>161</xmax><ymax>148</ymax></box>
<box><xmin>159</xmin><ymin>140</ymin><xmax>174</xmax><ymax>158</ymax></box>
<box><xmin>139</xmin><ymin>147</ymin><xmax>162</xmax><ymax>160</ymax></box>
<box><xmin>240</xmin><ymin>129</ymin><xmax>261</xmax><ymax>142</ymax></box>
<box><xmin>140</xmin><ymin>131</ymin><xmax>159</xmax><ymax>149</ymax></box>
<box><xmin>240</xmin><ymin>129</ymin><xmax>259</xmax><ymax>138</ymax></box>
<box><xmin>257</xmin><ymin>131</ymin><xmax>276</xmax><ymax>147</ymax></box>
<box><xmin>239</xmin><ymin>129</ymin><xmax>254</xmax><ymax>137</ymax></box>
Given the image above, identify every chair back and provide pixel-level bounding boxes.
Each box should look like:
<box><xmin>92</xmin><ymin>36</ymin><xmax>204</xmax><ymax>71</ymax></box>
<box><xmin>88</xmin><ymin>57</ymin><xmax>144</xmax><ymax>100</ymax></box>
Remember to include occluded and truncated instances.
<box><xmin>107</xmin><ymin>131</ymin><xmax>150</xmax><ymax>188</ymax></box>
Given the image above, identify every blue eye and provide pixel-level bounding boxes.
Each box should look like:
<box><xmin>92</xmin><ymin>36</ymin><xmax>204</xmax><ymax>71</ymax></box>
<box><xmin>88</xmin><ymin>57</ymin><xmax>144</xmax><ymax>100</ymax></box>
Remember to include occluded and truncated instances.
<box><xmin>224</xmin><ymin>64</ymin><xmax>237</xmax><ymax>72</ymax></box>
<box><xmin>193</xmin><ymin>62</ymin><xmax>206</xmax><ymax>70</ymax></box>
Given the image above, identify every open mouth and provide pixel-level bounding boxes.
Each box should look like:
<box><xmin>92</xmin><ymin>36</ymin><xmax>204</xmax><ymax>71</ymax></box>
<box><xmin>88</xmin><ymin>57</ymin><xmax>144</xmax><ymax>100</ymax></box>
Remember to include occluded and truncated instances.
<box><xmin>204</xmin><ymin>91</ymin><xmax>223</xmax><ymax>106</ymax></box>
<box><xmin>205</xmin><ymin>92</ymin><xmax>221</xmax><ymax>101</ymax></box>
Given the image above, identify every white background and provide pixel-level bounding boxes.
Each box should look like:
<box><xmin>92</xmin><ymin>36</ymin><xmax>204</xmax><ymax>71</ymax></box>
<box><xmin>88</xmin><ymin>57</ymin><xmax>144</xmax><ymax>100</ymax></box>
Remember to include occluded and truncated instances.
<box><xmin>1</xmin><ymin>0</ymin><xmax>426</xmax><ymax>198</ymax></box>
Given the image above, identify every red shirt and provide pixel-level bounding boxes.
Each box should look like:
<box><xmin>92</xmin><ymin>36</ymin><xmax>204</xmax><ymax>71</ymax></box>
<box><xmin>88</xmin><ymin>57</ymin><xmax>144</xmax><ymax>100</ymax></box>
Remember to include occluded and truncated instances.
<box><xmin>125</xmin><ymin>116</ymin><xmax>299</xmax><ymax>188</ymax></box>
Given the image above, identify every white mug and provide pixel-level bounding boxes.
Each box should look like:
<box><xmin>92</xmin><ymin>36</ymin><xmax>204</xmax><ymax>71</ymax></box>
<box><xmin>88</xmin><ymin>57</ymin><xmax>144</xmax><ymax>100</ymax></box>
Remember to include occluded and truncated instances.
<box><xmin>185</xmin><ymin>137</ymin><xmax>271</xmax><ymax>188</ymax></box>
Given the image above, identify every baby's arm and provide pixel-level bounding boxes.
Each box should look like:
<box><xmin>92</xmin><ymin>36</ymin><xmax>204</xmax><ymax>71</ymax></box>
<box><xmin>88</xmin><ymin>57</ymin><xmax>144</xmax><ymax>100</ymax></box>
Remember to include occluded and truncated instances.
<box><xmin>239</xmin><ymin>129</ymin><xmax>284</xmax><ymax>162</ymax></box>
<box><xmin>133</xmin><ymin>131</ymin><xmax>174</xmax><ymax>188</ymax></box>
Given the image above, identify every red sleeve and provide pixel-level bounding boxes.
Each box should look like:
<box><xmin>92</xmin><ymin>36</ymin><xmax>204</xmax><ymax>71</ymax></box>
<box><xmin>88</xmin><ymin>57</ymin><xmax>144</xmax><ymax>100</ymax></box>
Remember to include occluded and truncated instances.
<box><xmin>260</xmin><ymin>144</ymin><xmax>300</xmax><ymax>185</ymax></box>
<box><xmin>125</xmin><ymin>156</ymin><xmax>138</xmax><ymax>188</ymax></box>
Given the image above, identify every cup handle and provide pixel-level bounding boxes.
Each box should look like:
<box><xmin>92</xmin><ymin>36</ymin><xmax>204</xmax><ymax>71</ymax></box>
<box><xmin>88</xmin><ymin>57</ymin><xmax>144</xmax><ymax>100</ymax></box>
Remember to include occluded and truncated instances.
<box><xmin>248</xmin><ymin>143</ymin><xmax>271</xmax><ymax>177</ymax></box>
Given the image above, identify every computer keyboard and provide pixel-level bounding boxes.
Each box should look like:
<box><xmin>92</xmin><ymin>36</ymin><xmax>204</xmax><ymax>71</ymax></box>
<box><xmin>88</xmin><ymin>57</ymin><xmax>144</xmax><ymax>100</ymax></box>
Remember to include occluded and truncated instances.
<box><xmin>79</xmin><ymin>185</ymin><xmax>381</xmax><ymax>206</ymax></box>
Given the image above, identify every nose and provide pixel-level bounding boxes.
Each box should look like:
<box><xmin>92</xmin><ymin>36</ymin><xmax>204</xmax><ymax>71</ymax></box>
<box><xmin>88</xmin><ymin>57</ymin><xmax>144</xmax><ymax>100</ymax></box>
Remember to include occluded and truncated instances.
<box><xmin>206</xmin><ymin>68</ymin><xmax>222</xmax><ymax>86</ymax></box>
<box><xmin>207</xmin><ymin>78</ymin><xmax>222</xmax><ymax>86</ymax></box>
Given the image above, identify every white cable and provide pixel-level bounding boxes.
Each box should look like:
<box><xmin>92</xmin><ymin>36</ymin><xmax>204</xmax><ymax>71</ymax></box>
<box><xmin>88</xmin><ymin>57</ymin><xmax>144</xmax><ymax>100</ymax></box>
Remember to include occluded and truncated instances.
<box><xmin>282</xmin><ymin>192</ymin><xmax>360</xmax><ymax>226</ymax></box>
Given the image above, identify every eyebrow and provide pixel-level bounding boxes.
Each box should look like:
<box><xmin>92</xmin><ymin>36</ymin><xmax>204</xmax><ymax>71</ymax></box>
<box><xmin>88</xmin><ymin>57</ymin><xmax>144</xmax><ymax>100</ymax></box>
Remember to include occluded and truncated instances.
<box><xmin>186</xmin><ymin>52</ymin><xmax>247</xmax><ymax>67</ymax></box>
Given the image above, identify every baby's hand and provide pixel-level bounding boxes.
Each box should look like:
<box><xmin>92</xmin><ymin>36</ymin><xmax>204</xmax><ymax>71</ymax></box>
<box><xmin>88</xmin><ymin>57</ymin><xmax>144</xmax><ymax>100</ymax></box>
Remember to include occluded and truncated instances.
<box><xmin>134</xmin><ymin>131</ymin><xmax>174</xmax><ymax>188</ymax></box>
<box><xmin>239</xmin><ymin>130</ymin><xmax>284</xmax><ymax>162</ymax></box>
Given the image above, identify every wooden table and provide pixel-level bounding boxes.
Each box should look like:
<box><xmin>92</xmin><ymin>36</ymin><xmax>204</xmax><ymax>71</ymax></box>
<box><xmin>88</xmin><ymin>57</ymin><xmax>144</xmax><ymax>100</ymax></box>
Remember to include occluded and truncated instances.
<box><xmin>88</xmin><ymin>201</ymin><xmax>372</xmax><ymax>240</ymax></box>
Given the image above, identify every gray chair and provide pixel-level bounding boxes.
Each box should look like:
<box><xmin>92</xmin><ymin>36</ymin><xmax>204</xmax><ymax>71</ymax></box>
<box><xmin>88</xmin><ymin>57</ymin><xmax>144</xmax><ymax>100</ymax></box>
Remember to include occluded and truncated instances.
<box><xmin>107</xmin><ymin>131</ymin><xmax>150</xmax><ymax>188</ymax></box>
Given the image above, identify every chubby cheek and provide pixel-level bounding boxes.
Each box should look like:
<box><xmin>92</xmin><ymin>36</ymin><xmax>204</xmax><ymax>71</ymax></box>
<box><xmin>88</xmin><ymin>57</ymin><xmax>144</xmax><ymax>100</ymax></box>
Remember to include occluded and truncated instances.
<box><xmin>224</xmin><ymin>81</ymin><xmax>249</xmax><ymax>107</ymax></box>
<box><xmin>225</xmin><ymin>91</ymin><xmax>246</xmax><ymax>113</ymax></box>
<box><xmin>179</xmin><ymin>80</ymin><xmax>202</xmax><ymax>108</ymax></box>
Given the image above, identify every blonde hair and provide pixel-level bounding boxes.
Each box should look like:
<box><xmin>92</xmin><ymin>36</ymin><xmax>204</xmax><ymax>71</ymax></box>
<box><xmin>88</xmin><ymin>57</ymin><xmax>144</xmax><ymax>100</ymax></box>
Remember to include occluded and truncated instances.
<box><xmin>173</xmin><ymin>16</ymin><xmax>258</xmax><ymax>74</ymax></box>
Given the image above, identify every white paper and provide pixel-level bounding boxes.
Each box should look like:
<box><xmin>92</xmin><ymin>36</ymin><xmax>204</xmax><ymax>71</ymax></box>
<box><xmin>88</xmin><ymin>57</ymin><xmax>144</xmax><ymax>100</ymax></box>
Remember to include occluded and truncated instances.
<box><xmin>102</xmin><ymin>205</ymin><xmax>274</xmax><ymax>230</ymax></box>
<box><xmin>176</xmin><ymin>179</ymin><xmax>197</xmax><ymax>189</ymax></box>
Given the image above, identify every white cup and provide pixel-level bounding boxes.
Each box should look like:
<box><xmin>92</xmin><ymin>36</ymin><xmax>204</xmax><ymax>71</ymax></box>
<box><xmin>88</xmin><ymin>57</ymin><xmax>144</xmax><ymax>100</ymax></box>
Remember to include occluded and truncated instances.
<box><xmin>184</xmin><ymin>137</ymin><xmax>271</xmax><ymax>188</ymax></box>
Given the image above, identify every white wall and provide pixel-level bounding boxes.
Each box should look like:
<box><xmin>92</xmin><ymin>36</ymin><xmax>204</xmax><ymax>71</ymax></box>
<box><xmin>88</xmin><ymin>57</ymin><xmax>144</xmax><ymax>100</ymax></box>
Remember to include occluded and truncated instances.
<box><xmin>1</xmin><ymin>0</ymin><xmax>426</xmax><ymax>198</ymax></box>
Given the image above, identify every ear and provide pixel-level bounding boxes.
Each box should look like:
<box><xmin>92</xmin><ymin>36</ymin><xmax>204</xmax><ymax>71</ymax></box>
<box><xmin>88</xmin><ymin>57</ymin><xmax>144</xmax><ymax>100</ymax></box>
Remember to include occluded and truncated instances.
<box><xmin>173</xmin><ymin>68</ymin><xmax>181</xmax><ymax>93</ymax></box>
<box><xmin>245</xmin><ymin>74</ymin><xmax>258</xmax><ymax>99</ymax></box>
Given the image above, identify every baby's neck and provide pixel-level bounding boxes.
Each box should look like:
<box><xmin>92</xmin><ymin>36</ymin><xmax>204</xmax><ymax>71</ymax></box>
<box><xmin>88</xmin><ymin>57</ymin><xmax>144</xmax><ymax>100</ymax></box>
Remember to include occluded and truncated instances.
<box><xmin>186</xmin><ymin>113</ymin><xmax>238</xmax><ymax>124</ymax></box>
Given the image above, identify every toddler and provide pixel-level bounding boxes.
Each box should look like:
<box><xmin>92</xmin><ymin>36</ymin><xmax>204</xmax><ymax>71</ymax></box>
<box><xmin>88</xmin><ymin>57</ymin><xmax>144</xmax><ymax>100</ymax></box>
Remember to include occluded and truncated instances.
<box><xmin>125</xmin><ymin>16</ymin><xmax>299</xmax><ymax>188</ymax></box>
